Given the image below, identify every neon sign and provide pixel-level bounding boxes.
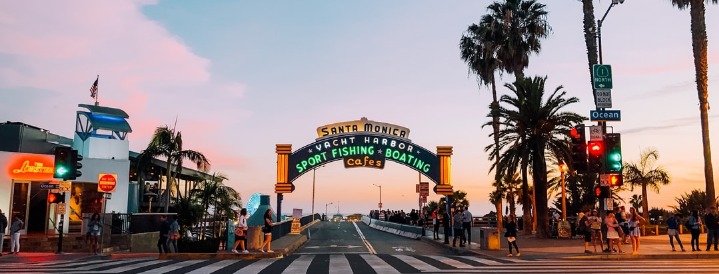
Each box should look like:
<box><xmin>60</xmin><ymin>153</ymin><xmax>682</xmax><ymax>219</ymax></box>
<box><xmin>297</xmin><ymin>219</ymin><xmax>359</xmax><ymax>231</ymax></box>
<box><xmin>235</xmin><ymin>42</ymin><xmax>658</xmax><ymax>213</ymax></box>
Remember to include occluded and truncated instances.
<box><xmin>288</xmin><ymin>133</ymin><xmax>440</xmax><ymax>183</ymax></box>
<box><xmin>7</xmin><ymin>155</ymin><xmax>55</xmax><ymax>180</ymax></box>
<box><xmin>316</xmin><ymin>117</ymin><xmax>411</xmax><ymax>139</ymax></box>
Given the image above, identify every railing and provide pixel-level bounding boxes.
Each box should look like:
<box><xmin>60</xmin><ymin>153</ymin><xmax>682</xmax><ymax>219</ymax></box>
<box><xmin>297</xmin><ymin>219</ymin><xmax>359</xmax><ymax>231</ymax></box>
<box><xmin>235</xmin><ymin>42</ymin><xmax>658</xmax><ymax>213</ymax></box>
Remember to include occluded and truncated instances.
<box><xmin>270</xmin><ymin>213</ymin><xmax>321</xmax><ymax>239</ymax></box>
<box><xmin>110</xmin><ymin>213</ymin><xmax>132</xmax><ymax>234</ymax></box>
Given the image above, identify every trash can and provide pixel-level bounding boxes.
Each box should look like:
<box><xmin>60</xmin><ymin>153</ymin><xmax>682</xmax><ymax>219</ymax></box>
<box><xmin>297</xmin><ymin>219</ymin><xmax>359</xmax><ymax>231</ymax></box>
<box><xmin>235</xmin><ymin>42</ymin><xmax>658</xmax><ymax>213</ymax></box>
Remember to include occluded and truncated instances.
<box><xmin>480</xmin><ymin>228</ymin><xmax>501</xmax><ymax>250</ymax></box>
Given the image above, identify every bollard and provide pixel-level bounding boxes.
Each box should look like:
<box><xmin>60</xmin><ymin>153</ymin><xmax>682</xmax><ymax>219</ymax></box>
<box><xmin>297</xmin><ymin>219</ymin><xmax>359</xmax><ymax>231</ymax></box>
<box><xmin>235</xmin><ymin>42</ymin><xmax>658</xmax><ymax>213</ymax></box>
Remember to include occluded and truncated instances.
<box><xmin>655</xmin><ymin>225</ymin><xmax>659</xmax><ymax>236</ymax></box>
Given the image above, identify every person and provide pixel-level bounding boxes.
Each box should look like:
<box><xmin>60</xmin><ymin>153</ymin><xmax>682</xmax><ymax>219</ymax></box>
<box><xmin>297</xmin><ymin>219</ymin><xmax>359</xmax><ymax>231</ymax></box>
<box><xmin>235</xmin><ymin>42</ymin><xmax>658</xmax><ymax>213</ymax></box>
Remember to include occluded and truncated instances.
<box><xmin>168</xmin><ymin>215</ymin><xmax>180</xmax><ymax>253</ymax></box>
<box><xmin>452</xmin><ymin>207</ymin><xmax>465</xmax><ymax>247</ymax></box>
<box><xmin>688</xmin><ymin>209</ymin><xmax>703</xmax><ymax>251</ymax></box>
<box><xmin>0</xmin><ymin>209</ymin><xmax>7</xmax><ymax>256</ymax></box>
<box><xmin>665</xmin><ymin>213</ymin><xmax>686</xmax><ymax>252</ymax></box>
<box><xmin>704</xmin><ymin>206</ymin><xmax>719</xmax><ymax>251</ymax></box>
<box><xmin>232</xmin><ymin>208</ymin><xmax>249</xmax><ymax>254</ymax></box>
<box><xmin>604</xmin><ymin>212</ymin><xmax>624</xmax><ymax>254</ymax></box>
<box><xmin>579</xmin><ymin>209</ymin><xmax>592</xmax><ymax>253</ymax></box>
<box><xmin>627</xmin><ymin>207</ymin><xmax>646</xmax><ymax>255</ymax></box>
<box><xmin>431</xmin><ymin>208</ymin><xmax>439</xmax><ymax>240</ymax></box>
<box><xmin>9</xmin><ymin>215</ymin><xmax>23</xmax><ymax>254</ymax></box>
<box><xmin>88</xmin><ymin>213</ymin><xmax>102</xmax><ymax>254</ymax></box>
<box><xmin>588</xmin><ymin>209</ymin><xmax>604</xmax><ymax>253</ymax></box>
<box><xmin>258</xmin><ymin>209</ymin><xmax>274</xmax><ymax>253</ymax></box>
<box><xmin>462</xmin><ymin>206</ymin><xmax>473</xmax><ymax>245</ymax></box>
<box><xmin>442</xmin><ymin>209</ymin><xmax>451</xmax><ymax>244</ymax></box>
<box><xmin>158</xmin><ymin>215</ymin><xmax>170</xmax><ymax>254</ymax></box>
<box><xmin>505</xmin><ymin>215</ymin><xmax>519</xmax><ymax>257</ymax></box>
<box><xmin>617</xmin><ymin>206</ymin><xmax>629</xmax><ymax>244</ymax></box>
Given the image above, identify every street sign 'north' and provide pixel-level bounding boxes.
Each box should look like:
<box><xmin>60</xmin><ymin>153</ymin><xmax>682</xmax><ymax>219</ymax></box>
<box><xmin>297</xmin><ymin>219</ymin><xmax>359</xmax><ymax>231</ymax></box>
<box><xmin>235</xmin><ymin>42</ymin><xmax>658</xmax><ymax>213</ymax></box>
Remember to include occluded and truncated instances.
<box><xmin>593</xmin><ymin>64</ymin><xmax>613</xmax><ymax>90</ymax></box>
<box><xmin>590</xmin><ymin>110</ymin><xmax>621</xmax><ymax>121</ymax></box>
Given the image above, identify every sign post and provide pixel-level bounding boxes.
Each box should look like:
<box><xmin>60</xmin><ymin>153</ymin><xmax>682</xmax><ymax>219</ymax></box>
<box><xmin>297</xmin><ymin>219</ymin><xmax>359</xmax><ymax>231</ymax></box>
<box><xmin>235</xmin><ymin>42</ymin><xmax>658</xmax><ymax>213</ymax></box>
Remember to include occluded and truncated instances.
<box><xmin>97</xmin><ymin>174</ymin><xmax>117</xmax><ymax>255</ymax></box>
<box><xmin>55</xmin><ymin>181</ymin><xmax>70</xmax><ymax>254</ymax></box>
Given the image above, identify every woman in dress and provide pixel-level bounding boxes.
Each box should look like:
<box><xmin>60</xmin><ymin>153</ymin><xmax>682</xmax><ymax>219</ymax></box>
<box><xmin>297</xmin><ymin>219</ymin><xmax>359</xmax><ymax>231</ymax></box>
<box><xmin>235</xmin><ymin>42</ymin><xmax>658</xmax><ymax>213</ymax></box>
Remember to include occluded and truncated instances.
<box><xmin>258</xmin><ymin>209</ymin><xmax>274</xmax><ymax>253</ymax></box>
<box><xmin>232</xmin><ymin>208</ymin><xmax>248</xmax><ymax>253</ymax></box>
<box><xmin>628</xmin><ymin>207</ymin><xmax>646</xmax><ymax>255</ymax></box>
<box><xmin>505</xmin><ymin>215</ymin><xmax>520</xmax><ymax>257</ymax></box>
<box><xmin>604</xmin><ymin>212</ymin><xmax>624</xmax><ymax>254</ymax></box>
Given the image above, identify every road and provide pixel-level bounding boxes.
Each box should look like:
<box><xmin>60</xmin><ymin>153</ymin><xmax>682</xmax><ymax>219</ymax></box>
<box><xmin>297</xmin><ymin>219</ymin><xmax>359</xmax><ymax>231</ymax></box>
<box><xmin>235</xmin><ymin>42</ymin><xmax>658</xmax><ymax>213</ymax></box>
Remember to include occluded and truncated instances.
<box><xmin>3</xmin><ymin>221</ymin><xmax>719</xmax><ymax>273</ymax></box>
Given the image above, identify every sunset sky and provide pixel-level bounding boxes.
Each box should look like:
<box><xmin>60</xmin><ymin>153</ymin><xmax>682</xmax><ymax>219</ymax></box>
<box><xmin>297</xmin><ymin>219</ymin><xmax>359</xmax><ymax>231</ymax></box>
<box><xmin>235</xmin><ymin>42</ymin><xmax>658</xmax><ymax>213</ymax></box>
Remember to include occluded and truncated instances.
<box><xmin>1</xmin><ymin>1</ymin><xmax>718</xmax><ymax>217</ymax></box>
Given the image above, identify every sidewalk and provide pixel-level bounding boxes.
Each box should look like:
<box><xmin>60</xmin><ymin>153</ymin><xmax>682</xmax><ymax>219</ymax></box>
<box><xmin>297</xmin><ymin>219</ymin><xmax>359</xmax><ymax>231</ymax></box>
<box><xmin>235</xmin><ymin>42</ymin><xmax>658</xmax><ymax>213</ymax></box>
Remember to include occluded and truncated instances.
<box><xmin>421</xmin><ymin>227</ymin><xmax>719</xmax><ymax>260</ymax></box>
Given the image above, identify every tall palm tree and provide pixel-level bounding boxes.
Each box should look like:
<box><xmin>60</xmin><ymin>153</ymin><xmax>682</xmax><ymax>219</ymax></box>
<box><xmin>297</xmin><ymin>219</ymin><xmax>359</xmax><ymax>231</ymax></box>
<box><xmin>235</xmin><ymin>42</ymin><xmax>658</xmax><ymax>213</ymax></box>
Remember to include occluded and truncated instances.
<box><xmin>461</xmin><ymin>17</ymin><xmax>505</xmax><ymax>232</ymax></box>
<box><xmin>629</xmin><ymin>194</ymin><xmax>643</xmax><ymax>213</ymax></box>
<box><xmin>494</xmin><ymin>76</ymin><xmax>586</xmax><ymax>238</ymax></box>
<box><xmin>139</xmin><ymin>125</ymin><xmax>211</xmax><ymax>213</ymax></box>
<box><xmin>580</xmin><ymin>0</ymin><xmax>599</xmax><ymax>103</ymax></box>
<box><xmin>624</xmin><ymin>148</ymin><xmax>671</xmax><ymax>220</ymax></box>
<box><xmin>668</xmin><ymin>0</ymin><xmax>717</xmax><ymax>209</ymax></box>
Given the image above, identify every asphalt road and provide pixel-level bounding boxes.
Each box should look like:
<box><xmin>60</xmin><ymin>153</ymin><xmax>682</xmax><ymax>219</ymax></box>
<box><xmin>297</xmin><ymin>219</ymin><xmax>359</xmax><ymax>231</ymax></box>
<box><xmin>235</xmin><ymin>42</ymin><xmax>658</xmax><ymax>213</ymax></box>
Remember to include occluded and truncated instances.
<box><xmin>297</xmin><ymin>220</ymin><xmax>452</xmax><ymax>256</ymax></box>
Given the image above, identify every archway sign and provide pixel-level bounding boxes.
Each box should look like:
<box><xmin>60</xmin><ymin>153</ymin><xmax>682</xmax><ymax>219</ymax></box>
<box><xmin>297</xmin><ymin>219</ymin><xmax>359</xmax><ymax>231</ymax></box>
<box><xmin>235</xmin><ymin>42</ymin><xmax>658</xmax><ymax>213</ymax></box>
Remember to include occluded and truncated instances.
<box><xmin>274</xmin><ymin>117</ymin><xmax>454</xmax><ymax>221</ymax></box>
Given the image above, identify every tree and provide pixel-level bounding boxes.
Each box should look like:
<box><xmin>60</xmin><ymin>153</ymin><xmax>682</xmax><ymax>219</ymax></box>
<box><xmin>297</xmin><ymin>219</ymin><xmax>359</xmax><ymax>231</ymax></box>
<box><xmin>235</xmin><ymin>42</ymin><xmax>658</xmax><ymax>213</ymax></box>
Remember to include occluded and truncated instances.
<box><xmin>624</xmin><ymin>148</ymin><xmax>671</xmax><ymax>221</ymax></box>
<box><xmin>668</xmin><ymin>0</ymin><xmax>717</xmax><ymax>209</ymax></box>
<box><xmin>580</xmin><ymin>0</ymin><xmax>599</xmax><ymax>103</ymax></box>
<box><xmin>493</xmin><ymin>76</ymin><xmax>585</xmax><ymax>237</ymax></box>
<box><xmin>629</xmin><ymin>194</ymin><xmax>643</xmax><ymax>213</ymax></box>
<box><xmin>439</xmin><ymin>190</ymin><xmax>470</xmax><ymax>211</ymax></box>
<box><xmin>138</xmin><ymin>125</ymin><xmax>211</xmax><ymax>213</ymax></box>
<box><xmin>670</xmin><ymin>189</ymin><xmax>711</xmax><ymax>218</ymax></box>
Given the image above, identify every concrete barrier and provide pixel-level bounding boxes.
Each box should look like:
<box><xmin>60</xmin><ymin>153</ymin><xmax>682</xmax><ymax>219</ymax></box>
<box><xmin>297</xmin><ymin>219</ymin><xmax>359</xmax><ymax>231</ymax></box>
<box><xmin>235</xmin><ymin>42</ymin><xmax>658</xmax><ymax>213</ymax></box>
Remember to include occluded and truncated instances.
<box><xmin>362</xmin><ymin>216</ymin><xmax>423</xmax><ymax>239</ymax></box>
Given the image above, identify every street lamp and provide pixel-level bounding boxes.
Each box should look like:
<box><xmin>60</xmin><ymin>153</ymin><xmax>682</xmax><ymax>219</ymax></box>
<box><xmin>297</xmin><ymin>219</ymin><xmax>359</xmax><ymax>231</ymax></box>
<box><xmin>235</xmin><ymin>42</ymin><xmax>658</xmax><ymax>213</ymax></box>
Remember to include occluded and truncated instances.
<box><xmin>325</xmin><ymin>202</ymin><xmax>333</xmax><ymax>221</ymax></box>
<box><xmin>372</xmin><ymin>184</ymin><xmax>382</xmax><ymax>211</ymax></box>
<box><xmin>559</xmin><ymin>163</ymin><xmax>568</xmax><ymax>220</ymax></box>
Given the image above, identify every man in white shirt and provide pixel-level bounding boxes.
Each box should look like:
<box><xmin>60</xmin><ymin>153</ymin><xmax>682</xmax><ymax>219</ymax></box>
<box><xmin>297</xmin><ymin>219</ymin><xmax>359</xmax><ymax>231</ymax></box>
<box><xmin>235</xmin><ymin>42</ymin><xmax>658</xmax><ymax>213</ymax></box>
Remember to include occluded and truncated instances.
<box><xmin>462</xmin><ymin>206</ymin><xmax>473</xmax><ymax>245</ymax></box>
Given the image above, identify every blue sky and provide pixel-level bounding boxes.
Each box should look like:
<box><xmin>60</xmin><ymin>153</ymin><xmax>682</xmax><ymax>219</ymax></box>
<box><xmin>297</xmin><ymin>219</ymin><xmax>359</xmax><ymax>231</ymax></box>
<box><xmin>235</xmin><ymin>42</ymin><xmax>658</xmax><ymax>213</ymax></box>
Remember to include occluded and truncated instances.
<box><xmin>1</xmin><ymin>0</ymin><xmax>718</xmax><ymax>216</ymax></box>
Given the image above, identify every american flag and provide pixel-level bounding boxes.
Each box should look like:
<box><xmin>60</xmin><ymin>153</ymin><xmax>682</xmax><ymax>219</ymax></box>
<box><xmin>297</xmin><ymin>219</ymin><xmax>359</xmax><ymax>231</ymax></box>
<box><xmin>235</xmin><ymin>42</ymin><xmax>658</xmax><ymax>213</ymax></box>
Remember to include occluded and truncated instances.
<box><xmin>90</xmin><ymin>76</ymin><xmax>98</xmax><ymax>99</ymax></box>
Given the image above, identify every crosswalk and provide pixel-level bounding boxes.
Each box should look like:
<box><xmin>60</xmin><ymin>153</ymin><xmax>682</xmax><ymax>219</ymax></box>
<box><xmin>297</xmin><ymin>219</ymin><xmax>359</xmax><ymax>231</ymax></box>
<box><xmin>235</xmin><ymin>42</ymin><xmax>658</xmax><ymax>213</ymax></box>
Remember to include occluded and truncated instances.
<box><xmin>2</xmin><ymin>255</ymin><xmax>719</xmax><ymax>273</ymax></box>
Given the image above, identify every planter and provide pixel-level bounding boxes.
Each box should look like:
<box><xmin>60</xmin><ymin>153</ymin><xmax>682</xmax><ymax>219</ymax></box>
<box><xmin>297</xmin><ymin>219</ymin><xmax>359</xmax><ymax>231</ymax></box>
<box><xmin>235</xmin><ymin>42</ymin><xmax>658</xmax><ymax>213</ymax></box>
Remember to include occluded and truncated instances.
<box><xmin>178</xmin><ymin>238</ymin><xmax>221</xmax><ymax>253</ymax></box>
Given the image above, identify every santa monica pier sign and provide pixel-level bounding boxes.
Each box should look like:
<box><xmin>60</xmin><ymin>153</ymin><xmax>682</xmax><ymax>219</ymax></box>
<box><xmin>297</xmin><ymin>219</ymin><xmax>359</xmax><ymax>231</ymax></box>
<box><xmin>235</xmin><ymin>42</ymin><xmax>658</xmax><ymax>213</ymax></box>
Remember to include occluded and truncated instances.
<box><xmin>275</xmin><ymin>117</ymin><xmax>454</xmax><ymax>196</ymax></box>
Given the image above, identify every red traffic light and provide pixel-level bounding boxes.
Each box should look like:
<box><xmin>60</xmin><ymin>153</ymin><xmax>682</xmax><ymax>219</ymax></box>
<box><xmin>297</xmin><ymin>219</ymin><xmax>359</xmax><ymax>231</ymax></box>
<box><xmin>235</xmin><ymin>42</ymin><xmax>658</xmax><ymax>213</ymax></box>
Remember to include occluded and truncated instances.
<box><xmin>608</xmin><ymin>174</ymin><xmax>623</xmax><ymax>187</ymax></box>
<box><xmin>594</xmin><ymin>186</ymin><xmax>602</xmax><ymax>197</ymax></box>
<box><xmin>47</xmin><ymin>192</ymin><xmax>64</xmax><ymax>204</ymax></box>
<box><xmin>587</xmin><ymin>140</ymin><xmax>604</xmax><ymax>156</ymax></box>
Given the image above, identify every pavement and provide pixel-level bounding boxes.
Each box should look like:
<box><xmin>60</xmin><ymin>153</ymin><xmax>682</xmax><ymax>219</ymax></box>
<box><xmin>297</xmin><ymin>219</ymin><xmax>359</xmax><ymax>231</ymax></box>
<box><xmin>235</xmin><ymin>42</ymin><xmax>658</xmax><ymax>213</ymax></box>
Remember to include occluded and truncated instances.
<box><xmin>4</xmin><ymin>223</ymin><xmax>719</xmax><ymax>262</ymax></box>
<box><xmin>419</xmin><ymin>226</ymin><xmax>719</xmax><ymax>260</ymax></box>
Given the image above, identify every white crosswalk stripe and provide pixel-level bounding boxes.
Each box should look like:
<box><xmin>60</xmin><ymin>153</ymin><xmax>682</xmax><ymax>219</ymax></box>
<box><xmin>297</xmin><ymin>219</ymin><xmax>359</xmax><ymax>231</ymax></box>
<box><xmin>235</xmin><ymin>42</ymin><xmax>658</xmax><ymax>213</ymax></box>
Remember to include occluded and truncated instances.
<box><xmin>2</xmin><ymin>255</ymin><xmax>719</xmax><ymax>273</ymax></box>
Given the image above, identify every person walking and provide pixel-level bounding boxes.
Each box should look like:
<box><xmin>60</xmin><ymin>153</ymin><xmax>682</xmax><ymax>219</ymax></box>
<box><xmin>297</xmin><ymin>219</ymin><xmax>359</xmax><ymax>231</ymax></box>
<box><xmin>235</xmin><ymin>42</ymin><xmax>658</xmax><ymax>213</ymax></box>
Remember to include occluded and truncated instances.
<box><xmin>157</xmin><ymin>215</ymin><xmax>170</xmax><ymax>254</ymax></box>
<box><xmin>452</xmin><ymin>207</ymin><xmax>465</xmax><ymax>247</ymax></box>
<box><xmin>442</xmin><ymin>209</ymin><xmax>451</xmax><ymax>244</ymax></box>
<box><xmin>704</xmin><ymin>206</ymin><xmax>719</xmax><ymax>251</ymax></box>
<box><xmin>588</xmin><ymin>210</ymin><xmax>604</xmax><ymax>253</ymax></box>
<box><xmin>688</xmin><ymin>209</ymin><xmax>703</xmax><ymax>251</ymax></box>
<box><xmin>666</xmin><ymin>213</ymin><xmax>686</xmax><ymax>252</ymax></box>
<box><xmin>9</xmin><ymin>215</ymin><xmax>23</xmax><ymax>254</ymax></box>
<box><xmin>628</xmin><ymin>207</ymin><xmax>646</xmax><ymax>255</ymax></box>
<box><xmin>232</xmin><ymin>208</ymin><xmax>249</xmax><ymax>254</ymax></box>
<box><xmin>0</xmin><ymin>209</ymin><xmax>7</xmax><ymax>256</ymax></box>
<box><xmin>462</xmin><ymin>206</ymin><xmax>473</xmax><ymax>245</ymax></box>
<box><xmin>258</xmin><ymin>209</ymin><xmax>274</xmax><ymax>253</ymax></box>
<box><xmin>168</xmin><ymin>216</ymin><xmax>180</xmax><ymax>253</ymax></box>
<box><xmin>87</xmin><ymin>213</ymin><xmax>102</xmax><ymax>254</ymax></box>
<box><xmin>579</xmin><ymin>209</ymin><xmax>592</xmax><ymax>253</ymax></box>
<box><xmin>432</xmin><ymin>208</ymin><xmax>440</xmax><ymax>240</ymax></box>
<box><xmin>505</xmin><ymin>215</ymin><xmax>519</xmax><ymax>257</ymax></box>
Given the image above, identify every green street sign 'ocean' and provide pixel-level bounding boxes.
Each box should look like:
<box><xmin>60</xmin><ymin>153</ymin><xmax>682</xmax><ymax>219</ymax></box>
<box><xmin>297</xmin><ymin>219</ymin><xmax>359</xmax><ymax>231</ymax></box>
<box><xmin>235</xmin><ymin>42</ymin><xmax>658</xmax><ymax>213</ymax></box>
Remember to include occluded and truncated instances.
<box><xmin>590</xmin><ymin>110</ymin><xmax>621</xmax><ymax>121</ymax></box>
<box><xmin>593</xmin><ymin>64</ymin><xmax>613</xmax><ymax>90</ymax></box>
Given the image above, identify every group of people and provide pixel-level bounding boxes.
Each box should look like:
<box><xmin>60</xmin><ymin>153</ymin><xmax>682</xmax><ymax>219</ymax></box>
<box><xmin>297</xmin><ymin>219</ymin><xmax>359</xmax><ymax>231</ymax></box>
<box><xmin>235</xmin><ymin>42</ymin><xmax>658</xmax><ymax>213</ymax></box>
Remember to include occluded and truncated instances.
<box><xmin>369</xmin><ymin>209</ymin><xmax>424</xmax><ymax>225</ymax></box>
<box><xmin>157</xmin><ymin>215</ymin><xmax>180</xmax><ymax>254</ymax></box>
<box><xmin>428</xmin><ymin>206</ymin><xmax>474</xmax><ymax>248</ymax></box>
<box><xmin>576</xmin><ymin>205</ymin><xmax>719</xmax><ymax>255</ymax></box>
<box><xmin>231</xmin><ymin>208</ymin><xmax>274</xmax><ymax>254</ymax></box>
<box><xmin>0</xmin><ymin>210</ymin><xmax>23</xmax><ymax>255</ymax></box>
<box><xmin>577</xmin><ymin>206</ymin><xmax>645</xmax><ymax>255</ymax></box>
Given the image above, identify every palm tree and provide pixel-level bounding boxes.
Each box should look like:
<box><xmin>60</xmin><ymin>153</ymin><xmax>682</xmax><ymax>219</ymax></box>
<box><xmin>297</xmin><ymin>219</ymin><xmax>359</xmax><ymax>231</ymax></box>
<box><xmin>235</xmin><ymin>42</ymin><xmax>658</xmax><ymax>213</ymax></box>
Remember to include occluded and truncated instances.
<box><xmin>138</xmin><ymin>125</ymin><xmax>211</xmax><ymax>213</ymax></box>
<box><xmin>668</xmin><ymin>0</ymin><xmax>717</xmax><ymax>209</ymax></box>
<box><xmin>629</xmin><ymin>194</ymin><xmax>643</xmax><ymax>212</ymax></box>
<box><xmin>494</xmin><ymin>76</ymin><xmax>585</xmax><ymax>238</ymax></box>
<box><xmin>624</xmin><ymin>148</ymin><xmax>671</xmax><ymax>221</ymax></box>
<box><xmin>580</xmin><ymin>0</ymin><xmax>599</xmax><ymax>103</ymax></box>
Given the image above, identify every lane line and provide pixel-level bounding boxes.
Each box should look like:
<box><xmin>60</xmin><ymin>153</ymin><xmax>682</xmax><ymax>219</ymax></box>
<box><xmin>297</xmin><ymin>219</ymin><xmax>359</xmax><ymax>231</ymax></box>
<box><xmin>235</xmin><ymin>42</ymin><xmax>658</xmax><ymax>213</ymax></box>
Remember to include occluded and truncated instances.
<box><xmin>233</xmin><ymin>259</ymin><xmax>277</xmax><ymax>274</ymax></box>
<box><xmin>392</xmin><ymin>254</ymin><xmax>440</xmax><ymax>272</ymax></box>
<box><xmin>353</xmin><ymin>222</ymin><xmax>376</xmax><ymax>255</ymax></box>
<box><xmin>359</xmin><ymin>254</ymin><xmax>401</xmax><ymax>274</ymax></box>
<box><xmin>136</xmin><ymin>259</ymin><xmax>205</xmax><ymax>273</ymax></box>
<box><xmin>185</xmin><ymin>260</ymin><xmax>237</xmax><ymax>274</ymax></box>
<box><xmin>282</xmin><ymin>255</ymin><xmax>314</xmax><ymax>273</ymax></box>
<box><xmin>425</xmin><ymin>255</ymin><xmax>476</xmax><ymax>269</ymax></box>
<box><xmin>329</xmin><ymin>254</ymin><xmax>352</xmax><ymax>273</ymax></box>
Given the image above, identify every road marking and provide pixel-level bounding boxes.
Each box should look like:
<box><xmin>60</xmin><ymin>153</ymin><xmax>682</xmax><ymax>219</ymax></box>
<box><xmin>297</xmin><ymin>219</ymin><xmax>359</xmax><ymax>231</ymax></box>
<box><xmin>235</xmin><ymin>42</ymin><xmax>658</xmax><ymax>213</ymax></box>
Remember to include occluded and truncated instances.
<box><xmin>393</xmin><ymin>255</ymin><xmax>439</xmax><ymax>272</ymax></box>
<box><xmin>233</xmin><ymin>259</ymin><xmax>278</xmax><ymax>274</ymax></box>
<box><xmin>460</xmin><ymin>256</ymin><xmax>503</xmax><ymax>265</ymax></box>
<box><xmin>136</xmin><ymin>259</ymin><xmax>205</xmax><ymax>273</ymax></box>
<box><xmin>353</xmin><ymin>221</ymin><xmax>376</xmax><ymax>254</ymax></box>
<box><xmin>329</xmin><ymin>254</ymin><xmax>351</xmax><ymax>273</ymax></box>
<box><xmin>360</xmin><ymin>254</ymin><xmax>401</xmax><ymax>274</ymax></box>
<box><xmin>185</xmin><ymin>260</ymin><xmax>236</xmax><ymax>274</ymax></box>
<box><xmin>425</xmin><ymin>255</ymin><xmax>475</xmax><ymax>269</ymax></box>
<box><xmin>284</xmin><ymin>255</ymin><xmax>314</xmax><ymax>273</ymax></box>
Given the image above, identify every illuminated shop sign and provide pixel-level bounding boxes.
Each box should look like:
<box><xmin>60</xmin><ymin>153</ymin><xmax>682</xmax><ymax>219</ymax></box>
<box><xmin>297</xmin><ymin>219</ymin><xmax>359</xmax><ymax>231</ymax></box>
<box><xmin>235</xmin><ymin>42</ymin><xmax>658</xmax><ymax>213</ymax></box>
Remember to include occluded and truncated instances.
<box><xmin>317</xmin><ymin>117</ymin><xmax>410</xmax><ymax>139</ymax></box>
<box><xmin>288</xmin><ymin>133</ymin><xmax>439</xmax><ymax>184</ymax></box>
<box><xmin>7</xmin><ymin>155</ymin><xmax>55</xmax><ymax>180</ymax></box>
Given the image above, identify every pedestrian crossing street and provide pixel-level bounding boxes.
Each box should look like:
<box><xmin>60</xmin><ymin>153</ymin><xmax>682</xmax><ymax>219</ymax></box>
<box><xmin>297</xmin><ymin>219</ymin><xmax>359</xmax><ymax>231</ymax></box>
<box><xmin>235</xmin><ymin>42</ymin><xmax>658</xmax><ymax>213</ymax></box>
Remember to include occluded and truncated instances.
<box><xmin>3</xmin><ymin>255</ymin><xmax>719</xmax><ymax>274</ymax></box>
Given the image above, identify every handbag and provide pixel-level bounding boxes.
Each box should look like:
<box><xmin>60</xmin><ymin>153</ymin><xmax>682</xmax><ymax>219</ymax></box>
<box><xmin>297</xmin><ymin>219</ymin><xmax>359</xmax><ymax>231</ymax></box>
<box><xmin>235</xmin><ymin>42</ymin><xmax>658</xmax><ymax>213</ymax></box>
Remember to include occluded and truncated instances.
<box><xmin>170</xmin><ymin>232</ymin><xmax>181</xmax><ymax>240</ymax></box>
<box><xmin>235</xmin><ymin>227</ymin><xmax>244</xmax><ymax>236</ymax></box>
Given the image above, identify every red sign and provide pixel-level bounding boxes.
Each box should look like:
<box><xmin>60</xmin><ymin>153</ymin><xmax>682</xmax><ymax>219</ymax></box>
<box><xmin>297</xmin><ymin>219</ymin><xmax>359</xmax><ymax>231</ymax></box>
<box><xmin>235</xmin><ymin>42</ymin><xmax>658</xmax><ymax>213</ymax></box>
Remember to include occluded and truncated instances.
<box><xmin>7</xmin><ymin>155</ymin><xmax>54</xmax><ymax>180</ymax></box>
<box><xmin>98</xmin><ymin>173</ymin><xmax>117</xmax><ymax>193</ymax></box>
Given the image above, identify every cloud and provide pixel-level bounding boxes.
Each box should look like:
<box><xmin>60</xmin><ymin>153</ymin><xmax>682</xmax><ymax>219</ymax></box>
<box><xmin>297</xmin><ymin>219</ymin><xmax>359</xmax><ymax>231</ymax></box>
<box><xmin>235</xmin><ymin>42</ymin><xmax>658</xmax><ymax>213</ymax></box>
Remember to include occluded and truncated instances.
<box><xmin>622</xmin><ymin>113</ymin><xmax>719</xmax><ymax>134</ymax></box>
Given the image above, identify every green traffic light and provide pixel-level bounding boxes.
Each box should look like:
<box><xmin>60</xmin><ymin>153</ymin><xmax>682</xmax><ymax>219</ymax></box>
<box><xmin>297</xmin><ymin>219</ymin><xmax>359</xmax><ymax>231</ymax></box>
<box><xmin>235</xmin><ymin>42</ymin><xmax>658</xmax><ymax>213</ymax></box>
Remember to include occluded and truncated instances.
<box><xmin>55</xmin><ymin>166</ymin><xmax>68</xmax><ymax>176</ymax></box>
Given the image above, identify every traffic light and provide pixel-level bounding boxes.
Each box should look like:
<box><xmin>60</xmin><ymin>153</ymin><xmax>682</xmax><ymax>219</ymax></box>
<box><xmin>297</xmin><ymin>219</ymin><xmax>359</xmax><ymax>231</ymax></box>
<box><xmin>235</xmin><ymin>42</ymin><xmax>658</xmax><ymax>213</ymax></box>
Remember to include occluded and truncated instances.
<box><xmin>587</xmin><ymin>140</ymin><xmax>605</xmax><ymax>173</ymax></box>
<box><xmin>595</xmin><ymin>185</ymin><xmax>611</xmax><ymax>199</ymax></box>
<box><xmin>607</xmin><ymin>173</ymin><xmax>623</xmax><ymax>188</ymax></box>
<box><xmin>53</xmin><ymin>147</ymin><xmax>72</xmax><ymax>179</ymax></box>
<box><xmin>68</xmin><ymin>149</ymin><xmax>83</xmax><ymax>180</ymax></box>
<box><xmin>605</xmin><ymin>133</ymin><xmax>622</xmax><ymax>173</ymax></box>
<box><xmin>47</xmin><ymin>192</ymin><xmax>65</xmax><ymax>204</ymax></box>
<box><xmin>570</xmin><ymin>125</ymin><xmax>587</xmax><ymax>172</ymax></box>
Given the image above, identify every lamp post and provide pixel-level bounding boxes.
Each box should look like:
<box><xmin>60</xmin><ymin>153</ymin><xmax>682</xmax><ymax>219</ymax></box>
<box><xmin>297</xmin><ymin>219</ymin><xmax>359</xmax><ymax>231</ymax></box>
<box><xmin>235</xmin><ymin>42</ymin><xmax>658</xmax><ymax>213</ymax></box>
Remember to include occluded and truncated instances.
<box><xmin>372</xmin><ymin>184</ymin><xmax>382</xmax><ymax>211</ymax></box>
<box><xmin>325</xmin><ymin>202</ymin><xmax>333</xmax><ymax>221</ymax></box>
<box><xmin>559</xmin><ymin>163</ymin><xmax>568</xmax><ymax>220</ymax></box>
